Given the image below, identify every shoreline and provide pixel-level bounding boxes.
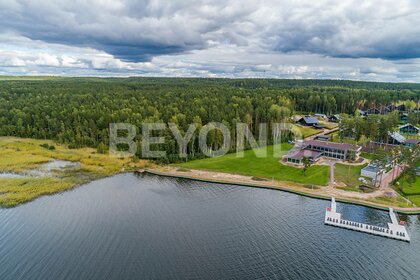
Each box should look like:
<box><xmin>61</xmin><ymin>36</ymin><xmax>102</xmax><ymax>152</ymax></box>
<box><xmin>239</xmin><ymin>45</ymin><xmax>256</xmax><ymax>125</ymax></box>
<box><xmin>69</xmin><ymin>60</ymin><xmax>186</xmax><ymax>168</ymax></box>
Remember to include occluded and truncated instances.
<box><xmin>143</xmin><ymin>168</ymin><xmax>420</xmax><ymax>215</ymax></box>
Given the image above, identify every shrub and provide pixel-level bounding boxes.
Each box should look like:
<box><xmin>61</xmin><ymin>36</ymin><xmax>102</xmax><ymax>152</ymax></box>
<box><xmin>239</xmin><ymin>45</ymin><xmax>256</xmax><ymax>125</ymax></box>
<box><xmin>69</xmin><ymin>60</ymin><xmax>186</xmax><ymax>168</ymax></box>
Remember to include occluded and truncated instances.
<box><xmin>68</xmin><ymin>144</ymin><xmax>78</xmax><ymax>149</ymax></box>
<box><xmin>177</xmin><ymin>168</ymin><xmax>190</xmax><ymax>172</ymax></box>
<box><xmin>359</xmin><ymin>185</ymin><xmax>375</xmax><ymax>193</ymax></box>
<box><xmin>251</xmin><ymin>176</ymin><xmax>268</xmax><ymax>181</ymax></box>
<box><xmin>40</xmin><ymin>143</ymin><xmax>49</xmax><ymax>149</ymax></box>
<box><xmin>96</xmin><ymin>142</ymin><xmax>108</xmax><ymax>154</ymax></box>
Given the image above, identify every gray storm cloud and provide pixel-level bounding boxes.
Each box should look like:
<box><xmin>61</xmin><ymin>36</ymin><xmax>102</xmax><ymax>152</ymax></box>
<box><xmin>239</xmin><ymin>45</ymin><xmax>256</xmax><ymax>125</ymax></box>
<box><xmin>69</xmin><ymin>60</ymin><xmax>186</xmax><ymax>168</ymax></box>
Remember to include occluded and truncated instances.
<box><xmin>0</xmin><ymin>0</ymin><xmax>419</xmax><ymax>81</ymax></box>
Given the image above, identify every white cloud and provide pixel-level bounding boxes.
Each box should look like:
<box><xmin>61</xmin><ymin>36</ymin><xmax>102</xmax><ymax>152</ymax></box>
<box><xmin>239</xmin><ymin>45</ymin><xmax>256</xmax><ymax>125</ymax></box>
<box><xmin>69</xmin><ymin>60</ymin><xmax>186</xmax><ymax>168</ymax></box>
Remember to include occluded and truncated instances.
<box><xmin>0</xmin><ymin>1</ymin><xmax>420</xmax><ymax>81</ymax></box>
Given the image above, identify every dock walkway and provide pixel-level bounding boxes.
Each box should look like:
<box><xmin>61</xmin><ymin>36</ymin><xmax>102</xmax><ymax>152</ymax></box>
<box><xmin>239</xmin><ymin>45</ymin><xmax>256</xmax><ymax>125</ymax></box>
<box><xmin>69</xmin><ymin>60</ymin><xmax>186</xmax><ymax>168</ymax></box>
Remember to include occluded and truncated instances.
<box><xmin>325</xmin><ymin>198</ymin><xmax>410</xmax><ymax>242</ymax></box>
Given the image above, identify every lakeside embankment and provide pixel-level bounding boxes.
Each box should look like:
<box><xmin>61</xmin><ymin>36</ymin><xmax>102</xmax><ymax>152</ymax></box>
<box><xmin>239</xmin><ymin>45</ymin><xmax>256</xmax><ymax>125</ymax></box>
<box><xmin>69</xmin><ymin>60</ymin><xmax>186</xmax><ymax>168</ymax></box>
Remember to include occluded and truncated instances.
<box><xmin>144</xmin><ymin>167</ymin><xmax>420</xmax><ymax>214</ymax></box>
<box><xmin>1</xmin><ymin>136</ymin><xmax>418</xmax><ymax>212</ymax></box>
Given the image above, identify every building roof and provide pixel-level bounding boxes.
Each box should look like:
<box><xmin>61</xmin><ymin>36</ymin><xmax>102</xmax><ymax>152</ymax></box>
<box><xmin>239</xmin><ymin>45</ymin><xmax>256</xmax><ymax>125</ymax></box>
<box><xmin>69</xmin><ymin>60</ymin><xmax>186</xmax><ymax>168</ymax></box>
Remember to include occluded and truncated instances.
<box><xmin>366</xmin><ymin>107</ymin><xmax>381</xmax><ymax>114</ymax></box>
<box><xmin>314</xmin><ymin>113</ymin><xmax>327</xmax><ymax>118</ymax></box>
<box><xmin>303</xmin><ymin>139</ymin><xmax>361</xmax><ymax>151</ymax></box>
<box><xmin>386</xmin><ymin>105</ymin><xmax>397</xmax><ymax>111</ymax></box>
<box><xmin>388</xmin><ymin>131</ymin><xmax>406</xmax><ymax>143</ymax></box>
<box><xmin>399</xmin><ymin>123</ymin><xmax>419</xmax><ymax>131</ymax></box>
<box><xmin>315</xmin><ymin>134</ymin><xmax>331</xmax><ymax>140</ymax></box>
<box><xmin>299</xmin><ymin>116</ymin><xmax>319</xmax><ymax>125</ymax></box>
<box><xmin>288</xmin><ymin>149</ymin><xmax>323</xmax><ymax>160</ymax></box>
<box><xmin>405</xmin><ymin>138</ymin><xmax>420</xmax><ymax>145</ymax></box>
<box><xmin>362</xmin><ymin>163</ymin><xmax>384</xmax><ymax>173</ymax></box>
<box><xmin>313</xmin><ymin>123</ymin><xmax>325</xmax><ymax>129</ymax></box>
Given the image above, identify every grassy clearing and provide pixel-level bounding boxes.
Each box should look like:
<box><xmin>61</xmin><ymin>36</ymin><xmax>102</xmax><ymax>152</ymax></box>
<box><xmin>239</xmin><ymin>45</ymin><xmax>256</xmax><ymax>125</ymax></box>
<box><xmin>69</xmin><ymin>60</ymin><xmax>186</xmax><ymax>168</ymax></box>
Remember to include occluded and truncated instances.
<box><xmin>407</xmin><ymin>195</ymin><xmax>420</xmax><ymax>206</ymax></box>
<box><xmin>396</xmin><ymin>176</ymin><xmax>420</xmax><ymax>195</ymax></box>
<box><xmin>328</xmin><ymin>132</ymin><xmax>360</xmax><ymax>144</ymax></box>
<box><xmin>297</xmin><ymin>126</ymin><xmax>321</xmax><ymax>138</ymax></box>
<box><xmin>335</xmin><ymin>163</ymin><xmax>367</xmax><ymax>188</ymax></box>
<box><xmin>328</xmin><ymin>132</ymin><xmax>339</xmax><ymax>142</ymax></box>
<box><xmin>361</xmin><ymin>152</ymin><xmax>375</xmax><ymax>161</ymax></box>
<box><xmin>367</xmin><ymin>196</ymin><xmax>412</xmax><ymax>208</ymax></box>
<box><xmin>178</xmin><ymin>144</ymin><xmax>329</xmax><ymax>186</ymax></box>
<box><xmin>0</xmin><ymin>137</ymin><xmax>149</xmax><ymax>207</ymax></box>
<box><xmin>320</xmin><ymin>121</ymin><xmax>338</xmax><ymax>130</ymax></box>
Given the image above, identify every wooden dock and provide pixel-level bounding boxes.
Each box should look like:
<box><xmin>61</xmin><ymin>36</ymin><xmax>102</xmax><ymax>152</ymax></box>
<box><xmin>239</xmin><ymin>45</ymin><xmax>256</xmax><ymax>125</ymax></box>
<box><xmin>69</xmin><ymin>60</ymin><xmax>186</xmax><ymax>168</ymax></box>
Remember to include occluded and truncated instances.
<box><xmin>325</xmin><ymin>198</ymin><xmax>410</xmax><ymax>242</ymax></box>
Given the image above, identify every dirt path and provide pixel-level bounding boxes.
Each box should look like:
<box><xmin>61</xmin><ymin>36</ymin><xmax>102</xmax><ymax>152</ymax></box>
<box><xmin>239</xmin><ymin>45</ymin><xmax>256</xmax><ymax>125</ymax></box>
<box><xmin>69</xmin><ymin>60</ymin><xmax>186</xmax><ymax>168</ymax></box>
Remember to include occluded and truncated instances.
<box><xmin>147</xmin><ymin>166</ymin><xmax>420</xmax><ymax>212</ymax></box>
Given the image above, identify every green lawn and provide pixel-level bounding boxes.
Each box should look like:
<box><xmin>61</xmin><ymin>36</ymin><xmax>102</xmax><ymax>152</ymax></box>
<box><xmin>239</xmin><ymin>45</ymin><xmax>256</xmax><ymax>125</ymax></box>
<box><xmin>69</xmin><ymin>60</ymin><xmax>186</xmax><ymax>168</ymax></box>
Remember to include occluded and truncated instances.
<box><xmin>298</xmin><ymin>126</ymin><xmax>320</xmax><ymax>138</ymax></box>
<box><xmin>327</xmin><ymin>132</ymin><xmax>339</xmax><ymax>142</ymax></box>
<box><xmin>320</xmin><ymin>121</ymin><xmax>338</xmax><ymax>130</ymax></box>
<box><xmin>335</xmin><ymin>163</ymin><xmax>367</xmax><ymax>187</ymax></box>
<box><xmin>360</xmin><ymin>152</ymin><xmax>375</xmax><ymax>161</ymax></box>
<box><xmin>178</xmin><ymin>144</ymin><xmax>329</xmax><ymax>186</ymax></box>
<box><xmin>328</xmin><ymin>132</ymin><xmax>360</xmax><ymax>144</ymax></box>
<box><xmin>407</xmin><ymin>195</ymin><xmax>420</xmax><ymax>206</ymax></box>
<box><xmin>397</xmin><ymin>176</ymin><xmax>420</xmax><ymax>195</ymax></box>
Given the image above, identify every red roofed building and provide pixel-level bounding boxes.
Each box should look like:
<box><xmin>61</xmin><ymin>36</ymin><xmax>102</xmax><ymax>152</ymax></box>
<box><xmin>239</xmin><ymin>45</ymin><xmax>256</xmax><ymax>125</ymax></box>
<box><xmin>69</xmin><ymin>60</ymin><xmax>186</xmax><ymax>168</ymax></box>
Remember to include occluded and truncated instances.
<box><xmin>286</xmin><ymin>140</ymin><xmax>361</xmax><ymax>164</ymax></box>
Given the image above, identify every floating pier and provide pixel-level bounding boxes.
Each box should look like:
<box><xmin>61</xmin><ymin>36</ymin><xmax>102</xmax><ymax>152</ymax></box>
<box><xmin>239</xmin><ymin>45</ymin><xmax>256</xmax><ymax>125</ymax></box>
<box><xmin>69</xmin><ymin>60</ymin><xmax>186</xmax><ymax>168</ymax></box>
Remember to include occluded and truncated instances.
<box><xmin>325</xmin><ymin>198</ymin><xmax>410</xmax><ymax>242</ymax></box>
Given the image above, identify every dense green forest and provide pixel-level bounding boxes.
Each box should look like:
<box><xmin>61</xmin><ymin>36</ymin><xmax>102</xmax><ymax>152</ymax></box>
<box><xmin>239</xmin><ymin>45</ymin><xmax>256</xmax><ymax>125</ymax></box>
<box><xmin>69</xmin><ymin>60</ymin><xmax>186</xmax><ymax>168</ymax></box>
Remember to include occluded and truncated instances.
<box><xmin>0</xmin><ymin>77</ymin><xmax>419</xmax><ymax>162</ymax></box>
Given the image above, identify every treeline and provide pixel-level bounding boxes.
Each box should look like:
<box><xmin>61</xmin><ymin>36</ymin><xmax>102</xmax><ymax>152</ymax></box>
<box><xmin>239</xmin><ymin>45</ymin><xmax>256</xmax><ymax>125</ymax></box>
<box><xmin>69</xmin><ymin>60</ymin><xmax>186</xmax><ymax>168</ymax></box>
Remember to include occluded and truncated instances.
<box><xmin>0</xmin><ymin>77</ymin><xmax>419</xmax><ymax>162</ymax></box>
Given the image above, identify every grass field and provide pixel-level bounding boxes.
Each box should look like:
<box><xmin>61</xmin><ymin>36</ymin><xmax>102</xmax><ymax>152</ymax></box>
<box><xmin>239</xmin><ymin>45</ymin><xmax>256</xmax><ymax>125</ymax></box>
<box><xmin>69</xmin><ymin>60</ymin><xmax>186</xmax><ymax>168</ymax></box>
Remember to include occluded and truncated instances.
<box><xmin>366</xmin><ymin>196</ymin><xmax>412</xmax><ymax>208</ymax></box>
<box><xmin>320</xmin><ymin>121</ymin><xmax>338</xmax><ymax>130</ymax></box>
<box><xmin>298</xmin><ymin>126</ymin><xmax>321</xmax><ymax>138</ymax></box>
<box><xmin>335</xmin><ymin>163</ymin><xmax>368</xmax><ymax>188</ymax></box>
<box><xmin>393</xmin><ymin>175</ymin><xmax>420</xmax><ymax>206</ymax></box>
<box><xmin>360</xmin><ymin>152</ymin><xmax>376</xmax><ymax>161</ymax></box>
<box><xmin>0</xmin><ymin>137</ymin><xmax>149</xmax><ymax>207</ymax></box>
<box><xmin>178</xmin><ymin>144</ymin><xmax>329</xmax><ymax>186</ymax></box>
<box><xmin>407</xmin><ymin>195</ymin><xmax>420</xmax><ymax>206</ymax></box>
<box><xmin>397</xmin><ymin>176</ymin><xmax>420</xmax><ymax>195</ymax></box>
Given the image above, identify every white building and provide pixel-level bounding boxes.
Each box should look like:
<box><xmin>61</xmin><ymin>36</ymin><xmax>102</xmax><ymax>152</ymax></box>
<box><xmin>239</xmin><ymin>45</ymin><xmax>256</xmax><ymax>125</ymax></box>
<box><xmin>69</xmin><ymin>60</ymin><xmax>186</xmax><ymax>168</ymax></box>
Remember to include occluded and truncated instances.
<box><xmin>361</xmin><ymin>163</ymin><xmax>385</xmax><ymax>181</ymax></box>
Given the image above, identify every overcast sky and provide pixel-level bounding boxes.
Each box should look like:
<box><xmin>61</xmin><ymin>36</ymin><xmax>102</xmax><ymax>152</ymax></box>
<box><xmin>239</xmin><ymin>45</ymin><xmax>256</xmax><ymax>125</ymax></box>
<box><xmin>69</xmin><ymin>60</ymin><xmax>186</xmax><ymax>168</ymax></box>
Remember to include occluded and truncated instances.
<box><xmin>1</xmin><ymin>0</ymin><xmax>420</xmax><ymax>82</ymax></box>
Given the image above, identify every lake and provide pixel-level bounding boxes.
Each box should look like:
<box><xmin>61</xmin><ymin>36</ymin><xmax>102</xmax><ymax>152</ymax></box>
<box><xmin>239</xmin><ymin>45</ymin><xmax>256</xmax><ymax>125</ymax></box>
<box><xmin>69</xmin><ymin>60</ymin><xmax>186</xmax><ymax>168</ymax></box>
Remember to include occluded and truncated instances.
<box><xmin>0</xmin><ymin>173</ymin><xmax>419</xmax><ymax>279</ymax></box>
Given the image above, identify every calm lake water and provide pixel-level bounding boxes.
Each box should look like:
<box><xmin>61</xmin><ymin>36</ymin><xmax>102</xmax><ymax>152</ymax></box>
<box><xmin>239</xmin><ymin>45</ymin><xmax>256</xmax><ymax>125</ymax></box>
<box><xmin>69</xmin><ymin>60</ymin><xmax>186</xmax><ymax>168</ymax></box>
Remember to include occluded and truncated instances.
<box><xmin>0</xmin><ymin>173</ymin><xmax>419</xmax><ymax>280</ymax></box>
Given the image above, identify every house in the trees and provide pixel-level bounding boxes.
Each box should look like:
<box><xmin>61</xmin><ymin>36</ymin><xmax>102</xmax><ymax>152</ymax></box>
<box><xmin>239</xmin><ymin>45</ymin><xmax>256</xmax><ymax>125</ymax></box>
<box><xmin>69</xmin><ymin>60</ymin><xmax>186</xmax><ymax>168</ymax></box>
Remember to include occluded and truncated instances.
<box><xmin>286</xmin><ymin>140</ymin><xmax>361</xmax><ymax>164</ymax></box>
<box><xmin>359</xmin><ymin>110</ymin><xmax>367</xmax><ymax>117</ymax></box>
<box><xmin>297</xmin><ymin>116</ymin><xmax>319</xmax><ymax>127</ymax></box>
<box><xmin>397</xmin><ymin>104</ymin><xmax>406</xmax><ymax>112</ymax></box>
<box><xmin>364</xmin><ymin>104</ymin><xmax>406</xmax><ymax>116</ymax></box>
<box><xmin>387</xmin><ymin>131</ymin><xmax>406</xmax><ymax>145</ymax></box>
<box><xmin>314</xmin><ymin>113</ymin><xmax>327</xmax><ymax>119</ymax></box>
<box><xmin>400</xmin><ymin>113</ymin><xmax>409</xmax><ymax>123</ymax></box>
<box><xmin>399</xmin><ymin>124</ymin><xmax>419</xmax><ymax>135</ymax></box>
<box><xmin>377</xmin><ymin>131</ymin><xmax>420</xmax><ymax>147</ymax></box>
<box><xmin>405</xmin><ymin>139</ymin><xmax>420</xmax><ymax>147</ymax></box>
<box><xmin>328</xmin><ymin>114</ymin><xmax>341</xmax><ymax>123</ymax></box>
<box><xmin>313</xmin><ymin>123</ymin><xmax>326</xmax><ymax>129</ymax></box>
<box><xmin>366</xmin><ymin>107</ymin><xmax>381</xmax><ymax>115</ymax></box>
<box><xmin>385</xmin><ymin>104</ymin><xmax>398</xmax><ymax>113</ymax></box>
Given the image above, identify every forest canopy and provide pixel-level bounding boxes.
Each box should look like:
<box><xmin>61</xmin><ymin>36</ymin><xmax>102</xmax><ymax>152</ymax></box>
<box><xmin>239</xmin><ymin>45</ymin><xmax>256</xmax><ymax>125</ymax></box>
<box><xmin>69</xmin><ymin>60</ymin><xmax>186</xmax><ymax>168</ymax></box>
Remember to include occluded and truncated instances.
<box><xmin>0</xmin><ymin>77</ymin><xmax>419</xmax><ymax>162</ymax></box>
